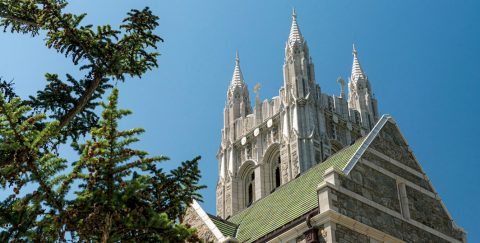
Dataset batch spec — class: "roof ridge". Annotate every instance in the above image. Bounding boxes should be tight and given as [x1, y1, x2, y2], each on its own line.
[343, 114, 392, 174]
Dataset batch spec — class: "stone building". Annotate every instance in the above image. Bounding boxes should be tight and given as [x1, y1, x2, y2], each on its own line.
[183, 10, 466, 243]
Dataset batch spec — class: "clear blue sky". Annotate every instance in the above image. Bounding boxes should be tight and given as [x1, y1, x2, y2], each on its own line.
[0, 0, 478, 241]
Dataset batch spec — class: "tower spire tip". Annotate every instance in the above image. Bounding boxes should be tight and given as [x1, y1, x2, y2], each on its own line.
[231, 51, 244, 86]
[288, 8, 303, 45]
[351, 44, 366, 80]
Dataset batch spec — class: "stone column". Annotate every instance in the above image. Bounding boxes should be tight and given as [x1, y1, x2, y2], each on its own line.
[397, 180, 410, 220]
[254, 165, 263, 201]
[322, 222, 335, 243]
[317, 167, 339, 214]
[316, 167, 340, 243]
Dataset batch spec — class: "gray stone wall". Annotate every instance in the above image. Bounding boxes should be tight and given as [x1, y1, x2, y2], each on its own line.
[370, 122, 421, 172]
[182, 207, 216, 243]
[339, 163, 401, 212]
[332, 189, 451, 243]
[363, 151, 433, 192]
[335, 224, 369, 243]
[406, 186, 464, 240]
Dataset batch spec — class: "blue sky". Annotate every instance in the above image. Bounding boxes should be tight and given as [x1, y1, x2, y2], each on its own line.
[0, 0, 478, 241]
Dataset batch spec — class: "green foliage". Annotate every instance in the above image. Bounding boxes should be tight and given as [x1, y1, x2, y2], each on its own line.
[0, 1, 205, 242]
[62, 89, 204, 241]
[0, 0, 163, 142]
[0, 89, 205, 242]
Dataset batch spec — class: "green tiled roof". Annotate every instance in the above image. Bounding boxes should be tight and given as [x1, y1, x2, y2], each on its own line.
[228, 138, 365, 242]
[208, 214, 237, 238]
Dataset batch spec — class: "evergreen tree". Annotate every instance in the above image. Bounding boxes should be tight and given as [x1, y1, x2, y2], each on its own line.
[0, 89, 205, 242]
[0, 1, 205, 242]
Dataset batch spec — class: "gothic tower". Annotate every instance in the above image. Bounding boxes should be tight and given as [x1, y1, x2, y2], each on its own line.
[216, 52, 253, 218]
[216, 11, 379, 219]
[279, 9, 320, 182]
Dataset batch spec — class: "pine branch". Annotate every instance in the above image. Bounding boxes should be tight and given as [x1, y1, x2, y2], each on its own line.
[1, 1, 162, 142]
[0, 13, 37, 27]
[0, 98, 62, 211]
[57, 72, 103, 131]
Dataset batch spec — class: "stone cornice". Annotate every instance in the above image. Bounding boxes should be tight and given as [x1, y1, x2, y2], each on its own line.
[270, 209, 404, 243]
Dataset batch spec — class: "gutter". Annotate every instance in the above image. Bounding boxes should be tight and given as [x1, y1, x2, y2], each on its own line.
[256, 208, 319, 242]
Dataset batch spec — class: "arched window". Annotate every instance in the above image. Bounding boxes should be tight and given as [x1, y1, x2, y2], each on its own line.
[262, 144, 281, 195]
[247, 184, 253, 205]
[273, 155, 281, 190]
[246, 171, 255, 206]
[275, 167, 281, 188]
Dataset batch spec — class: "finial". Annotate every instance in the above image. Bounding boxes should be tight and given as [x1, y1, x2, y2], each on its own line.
[254, 83, 261, 95]
[235, 50, 240, 65]
[292, 8, 297, 18]
[352, 43, 357, 56]
[254, 83, 262, 103]
[337, 77, 346, 98]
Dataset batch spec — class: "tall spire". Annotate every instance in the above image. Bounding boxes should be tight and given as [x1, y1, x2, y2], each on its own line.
[351, 44, 366, 80]
[288, 8, 303, 46]
[231, 51, 244, 86]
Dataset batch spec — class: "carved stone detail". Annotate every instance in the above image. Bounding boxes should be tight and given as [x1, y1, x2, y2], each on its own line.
[304, 228, 319, 243]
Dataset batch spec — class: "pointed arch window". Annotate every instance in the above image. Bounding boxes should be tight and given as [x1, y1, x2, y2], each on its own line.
[272, 155, 282, 190]
[275, 167, 281, 188]
[247, 184, 253, 205]
[246, 171, 255, 206]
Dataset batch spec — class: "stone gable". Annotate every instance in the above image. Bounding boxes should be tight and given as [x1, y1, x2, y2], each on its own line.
[370, 122, 422, 172]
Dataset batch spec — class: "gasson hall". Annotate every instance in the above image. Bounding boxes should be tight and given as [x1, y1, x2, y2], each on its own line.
[183, 10, 466, 243]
